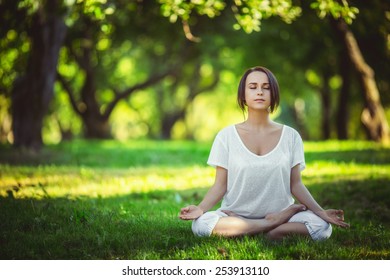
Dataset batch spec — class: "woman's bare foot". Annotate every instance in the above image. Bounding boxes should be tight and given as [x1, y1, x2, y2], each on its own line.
[265, 204, 306, 227]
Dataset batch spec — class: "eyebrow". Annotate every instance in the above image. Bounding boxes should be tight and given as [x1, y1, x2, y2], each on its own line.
[248, 82, 270, 85]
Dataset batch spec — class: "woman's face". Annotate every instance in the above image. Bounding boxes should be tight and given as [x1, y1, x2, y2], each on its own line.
[245, 71, 271, 111]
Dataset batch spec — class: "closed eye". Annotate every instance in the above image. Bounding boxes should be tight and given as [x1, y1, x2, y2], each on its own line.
[262, 84, 270, 90]
[248, 83, 257, 89]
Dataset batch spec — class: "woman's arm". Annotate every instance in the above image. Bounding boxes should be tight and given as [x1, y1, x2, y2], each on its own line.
[290, 164, 323, 212]
[179, 166, 227, 220]
[290, 164, 349, 228]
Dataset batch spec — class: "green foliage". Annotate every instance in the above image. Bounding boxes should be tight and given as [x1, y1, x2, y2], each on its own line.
[0, 25, 30, 97]
[159, 0, 302, 33]
[311, 0, 359, 24]
[16, 0, 41, 15]
[158, 0, 358, 33]
[0, 140, 389, 259]
[231, 0, 302, 33]
[159, 0, 226, 22]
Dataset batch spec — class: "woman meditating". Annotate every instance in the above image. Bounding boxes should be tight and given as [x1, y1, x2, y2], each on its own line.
[179, 66, 349, 241]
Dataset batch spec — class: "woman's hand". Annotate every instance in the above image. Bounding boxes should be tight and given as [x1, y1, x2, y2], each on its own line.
[179, 205, 204, 220]
[316, 209, 350, 228]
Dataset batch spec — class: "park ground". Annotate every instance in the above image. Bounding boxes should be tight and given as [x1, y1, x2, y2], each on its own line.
[0, 140, 389, 259]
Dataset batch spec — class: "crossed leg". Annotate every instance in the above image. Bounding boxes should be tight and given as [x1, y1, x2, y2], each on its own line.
[266, 222, 309, 240]
[212, 204, 307, 238]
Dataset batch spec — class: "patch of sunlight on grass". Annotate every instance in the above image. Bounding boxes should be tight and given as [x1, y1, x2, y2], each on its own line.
[304, 140, 385, 152]
[304, 161, 390, 184]
[0, 165, 215, 199]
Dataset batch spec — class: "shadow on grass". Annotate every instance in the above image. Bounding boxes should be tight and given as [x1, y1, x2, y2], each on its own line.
[0, 191, 200, 260]
[309, 178, 390, 225]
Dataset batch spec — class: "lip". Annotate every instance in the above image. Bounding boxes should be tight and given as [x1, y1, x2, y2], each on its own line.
[254, 98, 266, 102]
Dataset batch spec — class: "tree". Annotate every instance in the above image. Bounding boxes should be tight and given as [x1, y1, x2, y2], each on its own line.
[57, 1, 184, 138]
[3, 0, 68, 150]
[313, 0, 390, 143]
[337, 18, 389, 144]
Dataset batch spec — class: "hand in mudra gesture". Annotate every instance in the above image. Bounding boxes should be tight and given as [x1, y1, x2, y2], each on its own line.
[316, 209, 350, 228]
[179, 205, 204, 220]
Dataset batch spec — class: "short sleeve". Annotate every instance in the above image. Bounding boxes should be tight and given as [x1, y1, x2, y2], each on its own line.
[291, 130, 306, 171]
[207, 133, 228, 169]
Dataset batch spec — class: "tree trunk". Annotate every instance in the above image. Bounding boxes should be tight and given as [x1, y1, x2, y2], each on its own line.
[320, 70, 331, 140]
[11, 1, 67, 150]
[83, 115, 111, 139]
[334, 19, 390, 144]
[292, 100, 309, 140]
[80, 50, 111, 139]
[337, 48, 351, 140]
[161, 112, 184, 139]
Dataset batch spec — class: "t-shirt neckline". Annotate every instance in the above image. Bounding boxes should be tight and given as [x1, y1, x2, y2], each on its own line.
[233, 124, 285, 157]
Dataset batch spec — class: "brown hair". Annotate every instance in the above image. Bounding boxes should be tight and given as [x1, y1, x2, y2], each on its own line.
[237, 66, 280, 113]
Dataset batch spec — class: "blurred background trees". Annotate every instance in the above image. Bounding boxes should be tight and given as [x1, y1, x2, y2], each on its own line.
[0, 0, 389, 150]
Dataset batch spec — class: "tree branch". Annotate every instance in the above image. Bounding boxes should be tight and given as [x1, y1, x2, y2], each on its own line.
[183, 66, 220, 111]
[188, 68, 220, 101]
[196, 71, 220, 95]
[56, 71, 82, 116]
[103, 68, 174, 119]
[182, 20, 201, 43]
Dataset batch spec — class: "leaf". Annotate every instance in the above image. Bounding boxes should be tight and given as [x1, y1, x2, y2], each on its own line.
[217, 247, 229, 258]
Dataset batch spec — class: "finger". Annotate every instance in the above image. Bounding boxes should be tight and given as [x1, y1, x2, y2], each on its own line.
[179, 211, 195, 219]
[179, 213, 189, 220]
[328, 216, 348, 228]
[180, 215, 194, 220]
[336, 210, 345, 221]
[337, 221, 350, 228]
[332, 209, 344, 221]
[179, 210, 190, 218]
[339, 210, 345, 221]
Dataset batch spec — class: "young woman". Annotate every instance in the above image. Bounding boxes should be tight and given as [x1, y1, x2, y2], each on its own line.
[179, 66, 349, 241]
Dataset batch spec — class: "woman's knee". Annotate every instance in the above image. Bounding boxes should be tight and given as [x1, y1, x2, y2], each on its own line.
[289, 210, 332, 241]
[311, 222, 332, 241]
[191, 211, 222, 237]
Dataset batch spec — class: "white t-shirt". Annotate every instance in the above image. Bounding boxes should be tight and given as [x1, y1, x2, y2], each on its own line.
[207, 125, 305, 219]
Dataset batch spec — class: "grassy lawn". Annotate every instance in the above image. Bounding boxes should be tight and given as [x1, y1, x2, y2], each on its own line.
[0, 140, 389, 260]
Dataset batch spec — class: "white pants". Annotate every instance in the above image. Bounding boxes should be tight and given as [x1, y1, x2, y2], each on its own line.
[192, 210, 332, 241]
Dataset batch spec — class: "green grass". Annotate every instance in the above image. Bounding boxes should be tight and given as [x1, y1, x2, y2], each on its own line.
[0, 140, 389, 259]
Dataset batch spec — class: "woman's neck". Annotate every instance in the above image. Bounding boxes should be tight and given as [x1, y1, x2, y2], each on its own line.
[244, 110, 272, 129]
